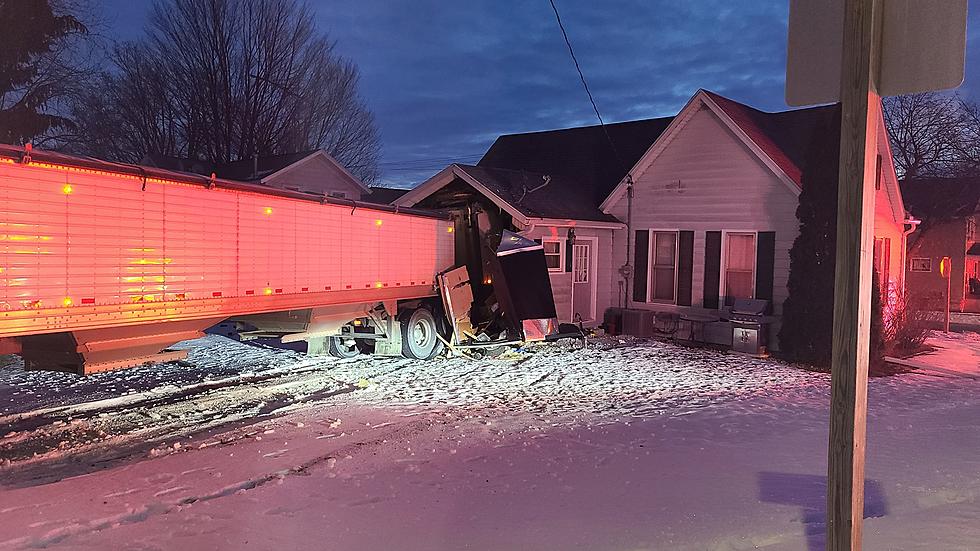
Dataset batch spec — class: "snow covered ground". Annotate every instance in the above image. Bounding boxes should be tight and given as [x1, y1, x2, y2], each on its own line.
[1, 332, 979, 550]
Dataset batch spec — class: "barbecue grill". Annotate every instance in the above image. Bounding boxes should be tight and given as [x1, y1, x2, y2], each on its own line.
[729, 298, 770, 356]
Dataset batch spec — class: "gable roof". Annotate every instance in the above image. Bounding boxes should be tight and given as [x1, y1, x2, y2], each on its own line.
[478, 116, 674, 208]
[143, 150, 316, 181]
[900, 176, 980, 223]
[142, 149, 369, 192]
[454, 164, 620, 223]
[702, 90, 839, 187]
[395, 164, 622, 226]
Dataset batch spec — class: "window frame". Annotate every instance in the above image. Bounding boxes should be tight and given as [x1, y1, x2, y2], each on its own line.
[720, 230, 758, 305]
[542, 238, 565, 273]
[647, 229, 680, 304]
[909, 257, 932, 272]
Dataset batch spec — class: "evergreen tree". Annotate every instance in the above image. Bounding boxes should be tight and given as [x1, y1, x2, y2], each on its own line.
[0, 0, 87, 144]
[779, 110, 842, 367]
[780, 105, 885, 368]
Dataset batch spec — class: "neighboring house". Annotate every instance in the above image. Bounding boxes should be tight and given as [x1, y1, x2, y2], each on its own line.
[396, 90, 911, 348]
[901, 176, 980, 313]
[364, 186, 411, 204]
[142, 150, 369, 200]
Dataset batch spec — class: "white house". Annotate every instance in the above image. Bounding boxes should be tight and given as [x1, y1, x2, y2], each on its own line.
[395, 90, 911, 346]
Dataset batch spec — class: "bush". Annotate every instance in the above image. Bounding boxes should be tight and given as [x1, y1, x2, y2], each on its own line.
[883, 288, 938, 354]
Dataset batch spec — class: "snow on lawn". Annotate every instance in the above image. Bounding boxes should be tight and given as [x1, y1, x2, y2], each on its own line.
[0, 332, 978, 550]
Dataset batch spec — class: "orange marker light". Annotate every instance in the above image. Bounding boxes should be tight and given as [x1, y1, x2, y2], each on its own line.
[63, 297, 73, 307]
[264, 287, 273, 295]
[375, 282, 383, 288]
[62, 184, 73, 195]
[375, 219, 383, 226]
[263, 207, 273, 216]
[447, 226, 454, 233]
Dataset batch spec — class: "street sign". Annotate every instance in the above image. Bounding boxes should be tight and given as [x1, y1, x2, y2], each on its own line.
[786, 0, 968, 105]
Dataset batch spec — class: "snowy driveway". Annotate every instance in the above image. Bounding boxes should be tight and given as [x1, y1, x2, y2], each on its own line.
[1, 333, 980, 550]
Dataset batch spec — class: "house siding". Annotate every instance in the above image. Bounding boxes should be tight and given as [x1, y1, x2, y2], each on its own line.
[607, 104, 801, 316]
[264, 157, 365, 200]
[906, 219, 971, 311]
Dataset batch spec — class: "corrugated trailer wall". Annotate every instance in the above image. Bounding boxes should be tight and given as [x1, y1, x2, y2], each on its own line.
[0, 160, 455, 337]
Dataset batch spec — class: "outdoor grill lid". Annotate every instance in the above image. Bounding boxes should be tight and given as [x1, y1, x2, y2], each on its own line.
[730, 298, 769, 316]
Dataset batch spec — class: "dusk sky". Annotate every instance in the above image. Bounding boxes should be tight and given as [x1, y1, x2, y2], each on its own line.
[100, 1, 980, 186]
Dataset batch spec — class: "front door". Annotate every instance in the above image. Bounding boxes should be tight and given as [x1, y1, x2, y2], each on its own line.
[571, 240, 596, 323]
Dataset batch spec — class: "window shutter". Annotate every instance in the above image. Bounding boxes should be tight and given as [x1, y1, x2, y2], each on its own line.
[677, 231, 694, 306]
[565, 240, 573, 272]
[703, 231, 722, 309]
[633, 230, 649, 302]
[755, 231, 776, 311]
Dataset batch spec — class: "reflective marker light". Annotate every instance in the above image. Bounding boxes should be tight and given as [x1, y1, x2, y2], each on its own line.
[63, 297, 73, 307]
[375, 219, 383, 226]
[264, 287, 273, 295]
[62, 184, 73, 194]
[447, 226, 454, 233]
[263, 207, 273, 215]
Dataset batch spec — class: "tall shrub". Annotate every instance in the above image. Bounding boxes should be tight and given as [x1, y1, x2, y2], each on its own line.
[780, 106, 885, 368]
[779, 111, 841, 367]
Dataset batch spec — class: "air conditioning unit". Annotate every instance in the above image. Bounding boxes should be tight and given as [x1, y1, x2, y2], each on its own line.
[621, 309, 656, 337]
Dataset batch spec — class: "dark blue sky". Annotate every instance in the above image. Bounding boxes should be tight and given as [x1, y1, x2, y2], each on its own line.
[100, 1, 980, 186]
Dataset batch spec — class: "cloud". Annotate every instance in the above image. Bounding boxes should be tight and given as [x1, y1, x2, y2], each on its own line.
[99, 0, 980, 187]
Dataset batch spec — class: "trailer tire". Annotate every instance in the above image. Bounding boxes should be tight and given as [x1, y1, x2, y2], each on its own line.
[400, 307, 444, 360]
[327, 336, 359, 359]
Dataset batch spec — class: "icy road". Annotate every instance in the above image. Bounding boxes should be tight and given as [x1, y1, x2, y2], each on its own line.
[1, 333, 980, 550]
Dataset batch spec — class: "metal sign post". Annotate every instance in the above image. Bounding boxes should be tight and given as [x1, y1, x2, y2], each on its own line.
[786, 1, 968, 549]
[941, 256, 952, 333]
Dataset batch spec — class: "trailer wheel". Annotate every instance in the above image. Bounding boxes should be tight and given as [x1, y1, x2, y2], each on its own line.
[327, 336, 359, 359]
[400, 307, 444, 360]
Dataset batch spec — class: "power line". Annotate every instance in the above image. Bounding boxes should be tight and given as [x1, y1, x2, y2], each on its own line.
[547, 0, 628, 175]
[378, 153, 483, 167]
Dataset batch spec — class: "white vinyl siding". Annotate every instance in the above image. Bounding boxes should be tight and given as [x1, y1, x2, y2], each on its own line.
[608, 104, 800, 316]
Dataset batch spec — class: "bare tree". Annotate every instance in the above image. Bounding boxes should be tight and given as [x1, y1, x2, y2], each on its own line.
[73, 0, 380, 183]
[882, 92, 966, 179]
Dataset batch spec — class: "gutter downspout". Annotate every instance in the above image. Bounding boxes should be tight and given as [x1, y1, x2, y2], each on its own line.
[900, 214, 921, 293]
[622, 176, 634, 308]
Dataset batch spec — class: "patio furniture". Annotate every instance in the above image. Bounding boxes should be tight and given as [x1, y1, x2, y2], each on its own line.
[679, 313, 719, 344]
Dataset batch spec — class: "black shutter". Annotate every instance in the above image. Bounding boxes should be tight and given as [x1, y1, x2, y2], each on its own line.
[755, 231, 776, 311]
[633, 230, 649, 302]
[703, 231, 722, 309]
[677, 231, 694, 306]
[565, 240, 573, 272]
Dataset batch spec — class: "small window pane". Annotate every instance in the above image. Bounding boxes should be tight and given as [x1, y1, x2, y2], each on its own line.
[543, 241, 560, 254]
[545, 255, 561, 270]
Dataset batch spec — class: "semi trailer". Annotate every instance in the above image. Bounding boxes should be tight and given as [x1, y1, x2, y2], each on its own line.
[0, 144, 560, 375]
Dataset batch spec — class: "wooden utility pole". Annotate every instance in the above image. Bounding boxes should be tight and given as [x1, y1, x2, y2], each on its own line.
[827, 0, 881, 549]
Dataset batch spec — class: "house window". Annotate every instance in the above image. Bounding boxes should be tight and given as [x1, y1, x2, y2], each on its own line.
[724, 232, 756, 305]
[649, 231, 677, 302]
[873, 237, 891, 291]
[328, 191, 348, 199]
[542, 240, 564, 272]
[910, 258, 932, 272]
